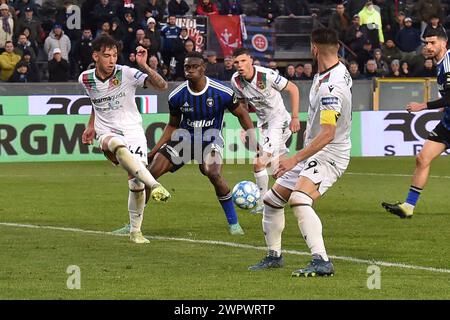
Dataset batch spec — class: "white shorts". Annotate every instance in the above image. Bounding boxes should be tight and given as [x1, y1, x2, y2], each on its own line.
[276, 151, 349, 195]
[259, 126, 291, 157]
[98, 132, 148, 165]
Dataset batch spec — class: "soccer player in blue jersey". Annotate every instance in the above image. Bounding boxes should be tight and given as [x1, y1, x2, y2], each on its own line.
[382, 27, 450, 218]
[113, 51, 257, 235]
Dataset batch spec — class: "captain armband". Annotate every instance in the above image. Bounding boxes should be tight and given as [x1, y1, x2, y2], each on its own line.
[320, 110, 341, 126]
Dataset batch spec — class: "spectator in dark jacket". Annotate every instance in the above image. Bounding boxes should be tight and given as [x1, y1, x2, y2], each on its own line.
[21, 49, 39, 81]
[8, 60, 31, 82]
[168, 0, 190, 16]
[257, 0, 281, 24]
[160, 15, 181, 65]
[145, 17, 161, 55]
[345, 14, 366, 53]
[284, 64, 299, 80]
[395, 17, 421, 53]
[284, 0, 310, 16]
[381, 38, 403, 64]
[348, 60, 364, 79]
[143, 0, 167, 23]
[328, 3, 350, 41]
[48, 48, 69, 82]
[91, 0, 116, 30]
[415, 58, 436, 77]
[73, 27, 94, 74]
[218, 55, 235, 81]
[217, 0, 243, 15]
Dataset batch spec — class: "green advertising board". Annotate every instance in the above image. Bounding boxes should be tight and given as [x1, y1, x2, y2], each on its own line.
[0, 113, 361, 163]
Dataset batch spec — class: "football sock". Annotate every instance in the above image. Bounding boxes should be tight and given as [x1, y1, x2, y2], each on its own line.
[254, 169, 269, 204]
[111, 144, 157, 188]
[128, 180, 145, 233]
[291, 191, 329, 261]
[218, 192, 238, 225]
[262, 205, 285, 257]
[405, 185, 422, 209]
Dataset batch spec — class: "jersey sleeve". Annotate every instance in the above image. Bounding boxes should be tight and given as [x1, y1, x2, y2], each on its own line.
[318, 84, 343, 125]
[230, 76, 245, 99]
[267, 70, 288, 91]
[226, 92, 239, 112]
[124, 66, 148, 88]
[78, 73, 87, 95]
[168, 93, 181, 117]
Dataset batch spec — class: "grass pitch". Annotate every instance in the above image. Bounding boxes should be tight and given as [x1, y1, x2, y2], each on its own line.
[0, 157, 449, 299]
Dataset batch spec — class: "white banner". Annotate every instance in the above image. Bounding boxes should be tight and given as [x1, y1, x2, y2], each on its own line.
[361, 110, 449, 156]
[28, 95, 157, 115]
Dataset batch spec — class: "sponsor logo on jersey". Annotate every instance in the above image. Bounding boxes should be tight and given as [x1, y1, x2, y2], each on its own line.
[91, 91, 125, 104]
[321, 96, 339, 106]
[186, 118, 215, 128]
[181, 101, 193, 112]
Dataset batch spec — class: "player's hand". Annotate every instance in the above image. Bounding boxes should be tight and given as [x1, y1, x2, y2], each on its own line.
[273, 156, 298, 179]
[406, 102, 427, 113]
[82, 126, 95, 145]
[289, 117, 300, 133]
[136, 46, 148, 67]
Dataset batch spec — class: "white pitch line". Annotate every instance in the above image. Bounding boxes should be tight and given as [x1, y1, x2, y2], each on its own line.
[1, 222, 450, 274]
[346, 172, 450, 179]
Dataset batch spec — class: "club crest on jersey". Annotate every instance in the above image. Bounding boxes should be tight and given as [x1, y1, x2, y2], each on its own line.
[257, 81, 266, 90]
[112, 77, 120, 87]
[206, 97, 214, 107]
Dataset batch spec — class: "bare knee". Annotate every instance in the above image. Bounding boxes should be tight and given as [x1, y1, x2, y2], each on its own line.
[416, 152, 432, 168]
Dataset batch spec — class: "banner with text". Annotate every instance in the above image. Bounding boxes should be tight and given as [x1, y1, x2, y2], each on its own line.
[360, 110, 449, 156]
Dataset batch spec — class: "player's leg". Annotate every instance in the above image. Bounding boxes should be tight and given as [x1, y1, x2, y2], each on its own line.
[201, 147, 244, 235]
[252, 151, 271, 214]
[252, 127, 291, 214]
[100, 134, 163, 192]
[127, 174, 150, 244]
[382, 137, 447, 218]
[289, 176, 334, 277]
[248, 182, 291, 270]
[290, 156, 342, 277]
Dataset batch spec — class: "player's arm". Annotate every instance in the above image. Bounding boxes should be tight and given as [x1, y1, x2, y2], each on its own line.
[273, 109, 339, 178]
[408, 73, 450, 112]
[148, 114, 181, 159]
[135, 46, 168, 91]
[283, 81, 301, 132]
[82, 108, 96, 145]
[230, 100, 259, 152]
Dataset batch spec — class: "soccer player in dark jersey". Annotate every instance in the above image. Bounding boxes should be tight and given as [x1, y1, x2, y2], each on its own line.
[112, 51, 257, 235]
[382, 27, 450, 218]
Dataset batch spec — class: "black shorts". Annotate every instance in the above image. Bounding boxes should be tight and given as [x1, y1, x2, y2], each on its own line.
[157, 139, 224, 172]
[428, 122, 450, 149]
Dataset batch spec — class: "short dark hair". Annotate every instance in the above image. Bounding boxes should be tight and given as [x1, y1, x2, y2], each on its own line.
[92, 35, 119, 52]
[185, 51, 204, 61]
[232, 47, 251, 58]
[311, 28, 339, 46]
[423, 26, 448, 40]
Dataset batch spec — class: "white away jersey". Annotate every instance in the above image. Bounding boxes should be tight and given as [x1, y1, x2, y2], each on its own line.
[231, 65, 291, 127]
[306, 62, 352, 161]
[78, 65, 147, 136]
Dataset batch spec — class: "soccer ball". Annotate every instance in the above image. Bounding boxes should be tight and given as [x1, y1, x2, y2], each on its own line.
[232, 181, 261, 210]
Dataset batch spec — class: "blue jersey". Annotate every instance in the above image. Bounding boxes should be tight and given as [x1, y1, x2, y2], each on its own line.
[435, 50, 450, 130]
[168, 77, 238, 143]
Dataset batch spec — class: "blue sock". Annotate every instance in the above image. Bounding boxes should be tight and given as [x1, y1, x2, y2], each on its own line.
[405, 186, 422, 206]
[218, 192, 238, 225]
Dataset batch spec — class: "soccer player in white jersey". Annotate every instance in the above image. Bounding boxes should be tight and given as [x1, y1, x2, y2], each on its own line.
[231, 48, 301, 214]
[80, 35, 171, 244]
[248, 28, 352, 277]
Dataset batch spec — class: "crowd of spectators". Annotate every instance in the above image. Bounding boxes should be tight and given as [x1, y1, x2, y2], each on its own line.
[0, 0, 448, 83]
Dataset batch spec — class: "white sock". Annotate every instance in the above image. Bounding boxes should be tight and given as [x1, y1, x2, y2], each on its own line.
[262, 205, 285, 257]
[128, 188, 145, 233]
[290, 192, 329, 261]
[254, 169, 269, 204]
[114, 146, 157, 188]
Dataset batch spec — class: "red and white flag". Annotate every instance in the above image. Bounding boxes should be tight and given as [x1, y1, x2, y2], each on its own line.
[210, 15, 242, 57]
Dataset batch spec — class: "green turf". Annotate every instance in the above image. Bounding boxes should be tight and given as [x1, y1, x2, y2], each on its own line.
[0, 157, 449, 299]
